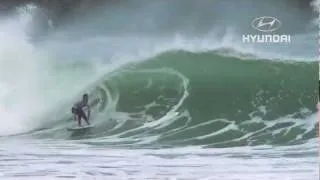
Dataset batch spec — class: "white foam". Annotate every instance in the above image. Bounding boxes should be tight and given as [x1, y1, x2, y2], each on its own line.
[0, 139, 317, 180]
[0, 6, 105, 135]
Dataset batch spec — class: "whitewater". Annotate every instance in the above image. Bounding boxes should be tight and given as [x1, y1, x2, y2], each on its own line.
[0, 0, 318, 179]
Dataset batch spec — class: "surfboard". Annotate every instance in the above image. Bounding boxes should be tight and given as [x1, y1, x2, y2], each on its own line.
[67, 125, 94, 131]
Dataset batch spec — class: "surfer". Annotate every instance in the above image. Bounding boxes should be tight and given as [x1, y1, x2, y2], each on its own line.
[71, 93, 91, 127]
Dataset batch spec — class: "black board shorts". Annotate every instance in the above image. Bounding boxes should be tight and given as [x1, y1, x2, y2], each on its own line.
[71, 107, 86, 117]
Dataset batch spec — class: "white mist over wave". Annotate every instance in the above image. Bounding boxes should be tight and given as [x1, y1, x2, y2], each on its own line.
[47, 0, 316, 61]
[0, 6, 106, 136]
[0, 10, 45, 135]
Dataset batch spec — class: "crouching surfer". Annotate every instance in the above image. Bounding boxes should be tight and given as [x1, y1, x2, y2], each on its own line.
[71, 93, 91, 127]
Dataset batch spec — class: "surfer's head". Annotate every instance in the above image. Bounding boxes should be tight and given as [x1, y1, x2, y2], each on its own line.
[83, 93, 89, 103]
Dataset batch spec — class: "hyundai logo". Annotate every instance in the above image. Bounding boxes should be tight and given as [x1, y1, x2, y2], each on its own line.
[251, 16, 282, 32]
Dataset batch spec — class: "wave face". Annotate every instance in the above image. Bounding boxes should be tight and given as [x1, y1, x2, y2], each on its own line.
[24, 51, 317, 148]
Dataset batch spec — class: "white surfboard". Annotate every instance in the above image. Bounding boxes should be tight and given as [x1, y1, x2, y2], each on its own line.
[67, 125, 94, 131]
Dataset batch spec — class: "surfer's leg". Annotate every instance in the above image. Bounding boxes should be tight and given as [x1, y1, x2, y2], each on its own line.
[72, 107, 81, 126]
[83, 111, 90, 125]
[84, 118, 90, 125]
[75, 108, 82, 127]
[77, 114, 82, 126]
[79, 109, 90, 125]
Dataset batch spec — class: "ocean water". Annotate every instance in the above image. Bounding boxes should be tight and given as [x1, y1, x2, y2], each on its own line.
[0, 0, 318, 179]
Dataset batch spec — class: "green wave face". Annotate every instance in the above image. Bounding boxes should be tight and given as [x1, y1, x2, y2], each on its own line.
[30, 51, 318, 148]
